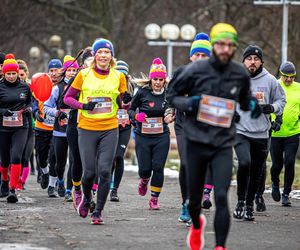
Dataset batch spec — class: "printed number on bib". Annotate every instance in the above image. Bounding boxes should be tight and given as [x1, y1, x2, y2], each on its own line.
[197, 95, 235, 128]
[87, 97, 112, 114]
[42, 115, 55, 127]
[142, 117, 163, 134]
[3, 111, 23, 127]
[60, 109, 71, 126]
[117, 109, 129, 125]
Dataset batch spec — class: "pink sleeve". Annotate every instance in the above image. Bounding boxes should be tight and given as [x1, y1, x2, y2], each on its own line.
[63, 86, 83, 110]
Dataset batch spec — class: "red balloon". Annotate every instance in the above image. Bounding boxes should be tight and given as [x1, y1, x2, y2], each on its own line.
[31, 73, 52, 102]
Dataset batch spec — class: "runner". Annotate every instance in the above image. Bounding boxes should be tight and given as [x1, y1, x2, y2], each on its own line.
[233, 45, 286, 221]
[270, 61, 300, 207]
[165, 32, 212, 223]
[110, 60, 133, 202]
[33, 59, 61, 196]
[16, 59, 35, 190]
[44, 55, 79, 200]
[64, 38, 127, 224]
[63, 47, 94, 209]
[0, 54, 32, 202]
[128, 58, 171, 210]
[167, 23, 262, 250]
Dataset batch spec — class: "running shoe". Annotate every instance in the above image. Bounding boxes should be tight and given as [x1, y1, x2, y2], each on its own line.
[72, 189, 82, 210]
[179, 203, 191, 223]
[186, 214, 206, 250]
[282, 194, 291, 207]
[7, 189, 18, 203]
[40, 173, 49, 190]
[255, 195, 266, 212]
[91, 210, 104, 225]
[57, 182, 66, 197]
[138, 178, 149, 196]
[65, 191, 73, 202]
[271, 183, 281, 202]
[202, 193, 212, 209]
[149, 196, 160, 210]
[37, 170, 42, 184]
[233, 200, 245, 219]
[77, 196, 91, 218]
[110, 188, 119, 202]
[244, 205, 255, 221]
[48, 186, 58, 198]
[214, 246, 227, 250]
[0, 181, 9, 197]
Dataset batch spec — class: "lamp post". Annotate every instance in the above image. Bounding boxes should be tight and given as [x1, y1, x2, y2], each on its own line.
[145, 23, 196, 78]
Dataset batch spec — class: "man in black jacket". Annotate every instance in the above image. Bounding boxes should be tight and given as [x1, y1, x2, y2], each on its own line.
[167, 23, 261, 250]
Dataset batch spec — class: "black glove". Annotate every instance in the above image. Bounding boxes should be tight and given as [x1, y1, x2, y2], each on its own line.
[260, 104, 274, 114]
[122, 92, 132, 104]
[34, 110, 44, 122]
[187, 96, 201, 114]
[234, 112, 240, 123]
[271, 121, 281, 132]
[3, 110, 14, 116]
[22, 107, 32, 116]
[249, 98, 262, 119]
[82, 102, 97, 111]
[57, 111, 68, 121]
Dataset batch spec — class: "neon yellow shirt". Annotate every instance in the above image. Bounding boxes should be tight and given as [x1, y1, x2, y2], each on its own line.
[272, 79, 300, 137]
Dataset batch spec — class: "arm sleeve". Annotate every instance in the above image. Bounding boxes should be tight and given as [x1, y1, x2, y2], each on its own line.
[128, 89, 141, 120]
[238, 75, 252, 111]
[63, 86, 83, 110]
[44, 86, 59, 117]
[271, 80, 286, 115]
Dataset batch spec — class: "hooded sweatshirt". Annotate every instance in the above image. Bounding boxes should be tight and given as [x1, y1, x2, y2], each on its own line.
[236, 68, 286, 138]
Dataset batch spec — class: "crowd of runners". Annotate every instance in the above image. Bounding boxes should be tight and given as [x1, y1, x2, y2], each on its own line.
[0, 22, 299, 250]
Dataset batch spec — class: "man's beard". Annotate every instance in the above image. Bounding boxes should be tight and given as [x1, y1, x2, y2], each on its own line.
[213, 50, 235, 65]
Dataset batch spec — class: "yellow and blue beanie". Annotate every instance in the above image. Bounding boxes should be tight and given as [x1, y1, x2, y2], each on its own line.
[189, 33, 212, 57]
[92, 38, 115, 57]
[210, 23, 238, 45]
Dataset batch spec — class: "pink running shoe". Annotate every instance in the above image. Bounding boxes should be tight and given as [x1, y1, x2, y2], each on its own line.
[138, 178, 149, 196]
[214, 246, 227, 250]
[72, 189, 82, 210]
[77, 196, 91, 218]
[186, 214, 207, 250]
[149, 196, 160, 210]
[91, 211, 104, 225]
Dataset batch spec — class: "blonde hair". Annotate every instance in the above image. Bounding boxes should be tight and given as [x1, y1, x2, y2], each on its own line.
[132, 73, 169, 89]
[17, 59, 29, 74]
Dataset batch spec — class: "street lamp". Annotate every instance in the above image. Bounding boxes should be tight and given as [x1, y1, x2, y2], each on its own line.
[145, 23, 196, 77]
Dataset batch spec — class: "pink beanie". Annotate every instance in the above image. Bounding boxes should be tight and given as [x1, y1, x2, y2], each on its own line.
[149, 58, 167, 79]
[63, 55, 79, 70]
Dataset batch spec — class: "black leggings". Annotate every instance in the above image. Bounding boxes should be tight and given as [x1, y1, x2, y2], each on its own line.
[270, 134, 299, 195]
[0, 128, 28, 166]
[35, 130, 52, 169]
[176, 133, 188, 203]
[67, 124, 82, 184]
[186, 140, 232, 247]
[112, 128, 131, 189]
[22, 128, 35, 168]
[53, 136, 69, 181]
[135, 132, 170, 197]
[234, 134, 268, 206]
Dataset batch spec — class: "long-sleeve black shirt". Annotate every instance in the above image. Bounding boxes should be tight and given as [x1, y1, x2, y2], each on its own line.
[0, 78, 32, 131]
[128, 87, 169, 137]
[166, 56, 252, 148]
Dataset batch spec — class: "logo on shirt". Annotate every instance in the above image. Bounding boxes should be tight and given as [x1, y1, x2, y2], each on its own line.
[20, 93, 27, 99]
[149, 101, 155, 108]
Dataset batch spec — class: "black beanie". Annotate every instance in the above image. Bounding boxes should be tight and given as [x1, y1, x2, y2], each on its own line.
[0, 52, 6, 64]
[242, 45, 263, 62]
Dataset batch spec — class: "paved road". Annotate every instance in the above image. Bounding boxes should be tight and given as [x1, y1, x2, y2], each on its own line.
[0, 170, 299, 250]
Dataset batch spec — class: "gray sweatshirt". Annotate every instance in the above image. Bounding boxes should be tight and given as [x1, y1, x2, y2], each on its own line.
[236, 68, 286, 138]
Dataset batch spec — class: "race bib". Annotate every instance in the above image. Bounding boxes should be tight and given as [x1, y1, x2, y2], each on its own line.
[42, 115, 55, 127]
[117, 109, 129, 125]
[197, 95, 235, 128]
[142, 117, 163, 134]
[59, 109, 71, 126]
[87, 97, 112, 114]
[254, 92, 265, 104]
[3, 111, 23, 127]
